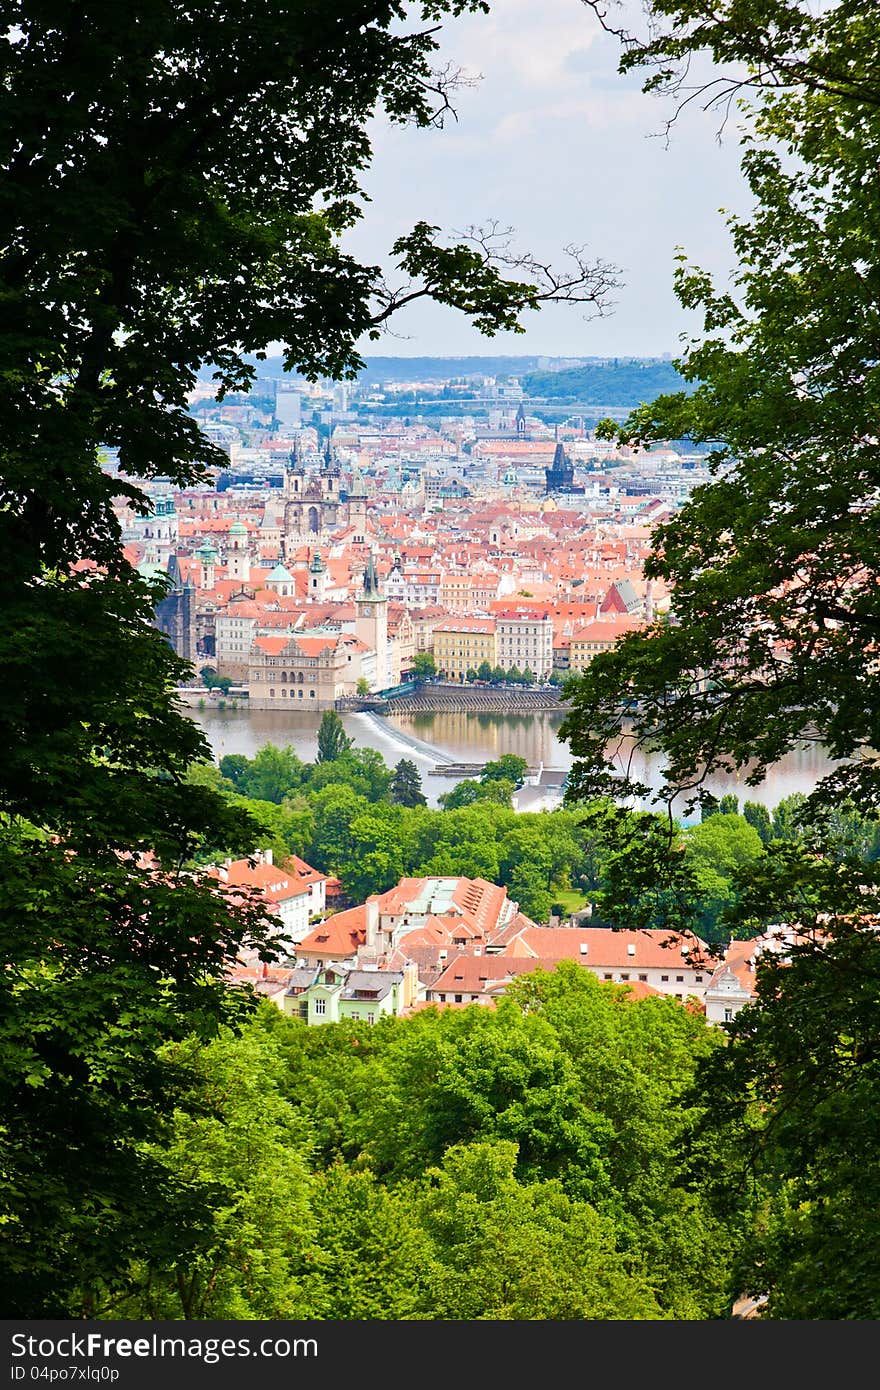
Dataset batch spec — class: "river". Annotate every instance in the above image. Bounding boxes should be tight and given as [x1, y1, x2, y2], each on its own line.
[188, 704, 834, 822]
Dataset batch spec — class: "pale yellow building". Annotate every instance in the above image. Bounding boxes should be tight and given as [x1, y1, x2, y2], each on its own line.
[439, 571, 475, 614]
[568, 616, 643, 674]
[434, 617, 497, 681]
[248, 632, 360, 709]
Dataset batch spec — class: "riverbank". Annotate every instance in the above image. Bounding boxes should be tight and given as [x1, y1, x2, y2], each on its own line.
[175, 683, 566, 715]
[187, 704, 834, 819]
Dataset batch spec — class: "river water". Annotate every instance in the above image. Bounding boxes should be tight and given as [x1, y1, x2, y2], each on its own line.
[189, 704, 833, 822]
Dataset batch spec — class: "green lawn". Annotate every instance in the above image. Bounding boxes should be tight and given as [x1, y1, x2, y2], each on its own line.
[551, 888, 590, 915]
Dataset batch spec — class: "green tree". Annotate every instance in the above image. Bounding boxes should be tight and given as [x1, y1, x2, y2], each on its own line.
[772, 793, 809, 842]
[307, 747, 391, 801]
[390, 758, 427, 808]
[683, 814, 765, 942]
[115, 1022, 313, 1319]
[476, 659, 493, 682]
[562, 2, 880, 823]
[685, 856, 880, 1318]
[206, 671, 234, 695]
[481, 754, 529, 788]
[307, 784, 372, 877]
[411, 651, 437, 681]
[356, 677, 371, 696]
[342, 815, 405, 901]
[316, 710, 353, 764]
[293, 1165, 436, 1320]
[701, 793, 740, 821]
[0, 822, 274, 1318]
[236, 743, 306, 803]
[419, 1140, 663, 1320]
[229, 797, 315, 867]
[0, 0, 618, 1315]
[742, 801, 774, 845]
[218, 754, 251, 792]
[438, 777, 515, 812]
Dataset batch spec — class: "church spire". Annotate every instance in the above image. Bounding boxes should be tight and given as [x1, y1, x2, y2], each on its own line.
[363, 550, 379, 596]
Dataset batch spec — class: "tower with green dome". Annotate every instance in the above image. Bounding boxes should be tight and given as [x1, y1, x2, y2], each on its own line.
[226, 519, 250, 582]
[309, 548, 327, 601]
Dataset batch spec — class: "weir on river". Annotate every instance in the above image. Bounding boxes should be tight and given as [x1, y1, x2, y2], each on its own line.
[187, 703, 835, 819]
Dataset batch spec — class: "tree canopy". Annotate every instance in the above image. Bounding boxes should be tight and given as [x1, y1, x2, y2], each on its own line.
[0, 0, 619, 1315]
[316, 710, 354, 764]
[563, 0, 880, 822]
[562, 0, 880, 1318]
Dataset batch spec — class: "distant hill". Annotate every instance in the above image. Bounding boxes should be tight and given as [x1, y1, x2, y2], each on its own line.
[522, 360, 692, 405]
[195, 353, 693, 408]
[196, 354, 547, 385]
[352, 356, 547, 383]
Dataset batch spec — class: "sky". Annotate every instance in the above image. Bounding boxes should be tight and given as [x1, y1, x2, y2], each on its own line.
[343, 0, 754, 361]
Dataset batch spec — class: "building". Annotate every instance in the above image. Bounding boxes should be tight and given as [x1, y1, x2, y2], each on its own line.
[248, 631, 360, 708]
[355, 553, 389, 691]
[213, 849, 325, 951]
[434, 616, 497, 680]
[153, 553, 197, 665]
[492, 925, 712, 1003]
[283, 962, 418, 1026]
[295, 875, 523, 982]
[568, 615, 643, 673]
[494, 608, 554, 679]
[543, 440, 586, 497]
[281, 445, 345, 546]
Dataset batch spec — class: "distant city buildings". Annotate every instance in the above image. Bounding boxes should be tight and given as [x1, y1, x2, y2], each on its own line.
[123, 360, 715, 700]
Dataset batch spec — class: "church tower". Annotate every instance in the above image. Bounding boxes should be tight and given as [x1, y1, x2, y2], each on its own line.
[347, 468, 368, 542]
[309, 548, 327, 602]
[355, 552, 388, 691]
[195, 539, 219, 590]
[545, 441, 574, 495]
[226, 520, 251, 583]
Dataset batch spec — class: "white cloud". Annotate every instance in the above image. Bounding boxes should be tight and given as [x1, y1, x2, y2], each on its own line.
[341, 0, 754, 357]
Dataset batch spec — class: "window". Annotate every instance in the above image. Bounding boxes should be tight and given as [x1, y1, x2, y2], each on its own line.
[454, 993, 462, 1003]
[660, 974, 668, 982]
[724, 1007, 734, 1023]
[314, 998, 326, 1016]
[619, 973, 629, 980]
[367, 1012, 375, 1025]
[695, 974, 703, 982]
[603, 973, 612, 980]
[269, 688, 275, 698]
[638, 973, 647, 982]
[676, 975, 684, 982]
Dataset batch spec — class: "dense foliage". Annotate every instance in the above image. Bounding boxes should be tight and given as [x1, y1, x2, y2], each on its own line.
[208, 737, 870, 937]
[522, 359, 690, 405]
[0, 0, 616, 1316]
[563, 0, 880, 1318]
[101, 966, 735, 1321]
